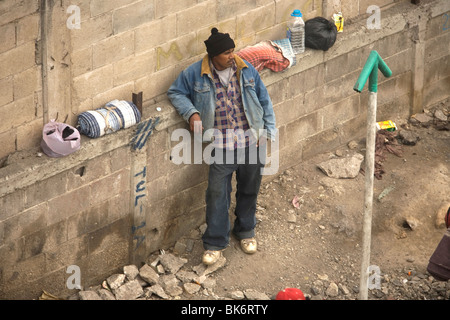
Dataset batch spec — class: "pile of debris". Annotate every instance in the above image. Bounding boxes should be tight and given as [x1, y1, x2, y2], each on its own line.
[71, 252, 269, 301]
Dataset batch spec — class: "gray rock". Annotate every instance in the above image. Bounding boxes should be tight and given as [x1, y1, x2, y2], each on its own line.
[398, 130, 419, 146]
[139, 264, 159, 285]
[165, 284, 183, 297]
[412, 113, 433, 124]
[147, 284, 169, 299]
[243, 289, 270, 300]
[176, 269, 198, 283]
[79, 290, 102, 300]
[229, 290, 245, 300]
[114, 279, 144, 300]
[98, 288, 116, 300]
[326, 282, 339, 297]
[159, 274, 180, 290]
[106, 273, 126, 290]
[123, 265, 139, 280]
[317, 154, 364, 179]
[434, 109, 447, 121]
[183, 283, 201, 295]
[159, 253, 188, 274]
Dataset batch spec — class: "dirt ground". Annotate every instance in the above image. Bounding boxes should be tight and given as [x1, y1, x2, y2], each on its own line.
[178, 99, 449, 299]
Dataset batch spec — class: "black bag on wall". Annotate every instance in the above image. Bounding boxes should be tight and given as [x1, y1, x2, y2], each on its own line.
[305, 17, 337, 51]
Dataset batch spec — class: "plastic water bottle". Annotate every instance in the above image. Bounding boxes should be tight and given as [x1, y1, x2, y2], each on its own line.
[287, 9, 305, 54]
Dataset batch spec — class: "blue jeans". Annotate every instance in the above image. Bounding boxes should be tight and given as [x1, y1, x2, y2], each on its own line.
[202, 145, 265, 250]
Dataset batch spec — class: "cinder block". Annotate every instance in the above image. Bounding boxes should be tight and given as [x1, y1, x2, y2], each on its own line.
[0, 23, 15, 54]
[90, 0, 137, 17]
[317, 94, 360, 131]
[71, 47, 93, 78]
[92, 82, 134, 109]
[24, 172, 67, 210]
[359, 0, 394, 14]
[273, 97, 306, 127]
[155, 33, 196, 71]
[47, 185, 91, 225]
[89, 169, 130, 207]
[0, 41, 35, 80]
[1, 202, 46, 244]
[236, 3, 275, 38]
[0, 0, 39, 25]
[113, 0, 154, 35]
[16, 118, 42, 152]
[176, 1, 217, 37]
[135, 68, 176, 102]
[13, 66, 41, 100]
[154, 0, 197, 19]
[92, 31, 135, 69]
[0, 130, 16, 159]
[0, 96, 35, 133]
[165, 161, 208, 194]
[113, 51, 156, 86]
[72, 65, 114, 105]
[425, 32, 450, 64]
[217, 0, 259, 21]
[16, 13, 39, 45]
[135, 15, 177, 53]
[0, 76, 13, 107]
[324, 51, 359, 84]
[285, 112, 319, 143]
[70, 13, 113, 51]
[0, 252, 46, 299]
[267, 78, 288, 105]
[86, 219, 129, 276]
[43, 235, 89, 273]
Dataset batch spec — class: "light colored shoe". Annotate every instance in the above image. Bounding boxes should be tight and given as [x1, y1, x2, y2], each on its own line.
[202, 250, 222, 265]
[240, 238, 257, 254]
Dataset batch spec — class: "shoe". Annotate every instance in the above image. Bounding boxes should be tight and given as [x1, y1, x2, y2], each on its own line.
[240, 238, 257, 254]
[202, 250, 222, 265]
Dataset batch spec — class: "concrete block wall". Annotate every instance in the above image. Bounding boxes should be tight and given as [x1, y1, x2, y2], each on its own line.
[0, 0, 449, 299]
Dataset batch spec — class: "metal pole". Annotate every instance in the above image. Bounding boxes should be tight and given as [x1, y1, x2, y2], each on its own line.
[359, 91, 377, 300]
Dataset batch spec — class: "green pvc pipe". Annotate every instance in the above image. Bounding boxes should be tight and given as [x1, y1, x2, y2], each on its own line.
[354, 50, 392, 93]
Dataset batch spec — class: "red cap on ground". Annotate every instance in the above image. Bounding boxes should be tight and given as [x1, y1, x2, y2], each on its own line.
[275, 288, 305, 300]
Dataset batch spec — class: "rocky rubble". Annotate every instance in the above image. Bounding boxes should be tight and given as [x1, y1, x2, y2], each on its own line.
[73, 251, 270, 301]
[72, 235, 450, 301]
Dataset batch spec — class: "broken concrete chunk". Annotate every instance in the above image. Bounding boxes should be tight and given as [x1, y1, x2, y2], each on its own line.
[139, 264, 159, 285]
[398, 130, 419, 146]
[317, 153, 364, 179]
[114, 280, 144, 300]
[106, 273, 126, 290]
[158, 253, 188, 274]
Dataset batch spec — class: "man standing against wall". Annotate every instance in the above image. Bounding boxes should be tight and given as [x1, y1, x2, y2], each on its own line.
[167, 28, 276, 265]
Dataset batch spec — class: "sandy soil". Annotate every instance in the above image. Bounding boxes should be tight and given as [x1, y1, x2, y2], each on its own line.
[178, 99, 450, 299]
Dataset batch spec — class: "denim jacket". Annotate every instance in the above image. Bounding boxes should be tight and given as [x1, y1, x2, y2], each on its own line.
[167, 54, 276, 142]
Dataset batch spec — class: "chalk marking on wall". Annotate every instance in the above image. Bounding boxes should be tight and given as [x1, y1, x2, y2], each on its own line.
[157, 43, 183, 70]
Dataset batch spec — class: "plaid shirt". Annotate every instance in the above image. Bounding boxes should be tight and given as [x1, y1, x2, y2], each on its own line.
[211, 60, 254, 150]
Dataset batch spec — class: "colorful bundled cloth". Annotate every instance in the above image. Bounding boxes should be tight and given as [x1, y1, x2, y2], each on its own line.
[77, 99, 141, 138]
[236, 39, 296, 72]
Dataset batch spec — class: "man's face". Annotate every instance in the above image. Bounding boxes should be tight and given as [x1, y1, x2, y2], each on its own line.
[212, 48, 235, 71]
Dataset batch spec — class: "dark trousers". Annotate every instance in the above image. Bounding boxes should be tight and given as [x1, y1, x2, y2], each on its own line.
[202, 145, 265, 250]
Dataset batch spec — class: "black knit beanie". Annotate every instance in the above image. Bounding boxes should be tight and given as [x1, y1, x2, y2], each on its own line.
[204, 28, 235, 57]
